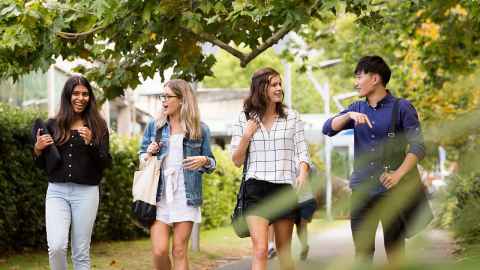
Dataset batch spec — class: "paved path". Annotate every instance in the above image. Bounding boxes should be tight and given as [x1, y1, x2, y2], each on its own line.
[216, 221, 456, 270]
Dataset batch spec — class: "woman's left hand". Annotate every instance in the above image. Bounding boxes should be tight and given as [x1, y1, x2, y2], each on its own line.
[295, 174, 308, 192]
[79, 127, 93, 145]
[183, 156, 208, 170]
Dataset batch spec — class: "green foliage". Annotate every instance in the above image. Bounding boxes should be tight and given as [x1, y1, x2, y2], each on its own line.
[297, 1, 480, 127]
[202, 49, 283, 89]
[432, 120, 480, 253]
[450, 133, 480, 246]
[202, 147, 242, 230]
[0, 0, 343, 100]
[201, 48, 325, 113]
[0, 102, 47, 252]
[94, 134, 146, 240]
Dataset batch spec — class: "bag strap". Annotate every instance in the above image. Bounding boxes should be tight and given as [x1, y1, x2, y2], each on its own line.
[239, 112, 251, 196]
[388, 98, 399, 137]
[383, 98, 400, 170]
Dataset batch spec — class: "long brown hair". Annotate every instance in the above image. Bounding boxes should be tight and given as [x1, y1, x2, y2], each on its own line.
[53, 75, 108, 145]
[156, 79, 202, 140]
[244, 67, 286, 120]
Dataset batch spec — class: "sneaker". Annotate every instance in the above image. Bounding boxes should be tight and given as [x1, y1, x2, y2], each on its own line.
[300, 245, 309, 261]
[267, 247, 277, 259]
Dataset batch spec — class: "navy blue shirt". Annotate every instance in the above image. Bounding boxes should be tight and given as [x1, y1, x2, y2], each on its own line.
[322, 92, 425, 195]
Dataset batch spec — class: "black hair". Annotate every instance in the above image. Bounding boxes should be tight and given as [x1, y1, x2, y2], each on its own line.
[354, 55, 391, 86]
[53, 75, 107, 145]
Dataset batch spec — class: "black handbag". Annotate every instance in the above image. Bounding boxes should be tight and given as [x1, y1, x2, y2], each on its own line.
[32, 118, 62, 173]
[132, 199, 158, 228]
[231, 113, 251, 238]
[384, 98, 434, 238]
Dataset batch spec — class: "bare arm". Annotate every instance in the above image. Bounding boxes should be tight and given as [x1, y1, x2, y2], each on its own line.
[332, 112, 372, 131]
[331, 113, 352, 131]
[295, 161, 310, 191]
[232, 120, 258, 167]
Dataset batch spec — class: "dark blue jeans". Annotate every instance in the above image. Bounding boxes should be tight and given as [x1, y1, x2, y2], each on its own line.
[350, 190, 406, 262]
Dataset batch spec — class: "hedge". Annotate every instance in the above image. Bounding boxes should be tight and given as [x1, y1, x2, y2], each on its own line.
[202, 147, 242, 230]
[0, 103, 47, 252]
[94, 134, 145, 241]
[0, 102, 243, 252]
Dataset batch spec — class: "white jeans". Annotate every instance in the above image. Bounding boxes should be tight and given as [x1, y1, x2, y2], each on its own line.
[45, 182, 99, 270]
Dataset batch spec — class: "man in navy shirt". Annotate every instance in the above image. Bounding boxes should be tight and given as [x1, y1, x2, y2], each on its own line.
[322, 56, 425, 262]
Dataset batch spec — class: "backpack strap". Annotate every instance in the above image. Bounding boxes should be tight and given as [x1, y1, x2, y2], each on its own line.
[384, 98, 400, 170]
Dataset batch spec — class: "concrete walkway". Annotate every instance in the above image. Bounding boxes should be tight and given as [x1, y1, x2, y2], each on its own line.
[216, 221, 456, 270]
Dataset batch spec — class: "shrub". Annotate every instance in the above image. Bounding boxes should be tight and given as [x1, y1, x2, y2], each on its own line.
[0, 103, 146, 252]
[202, 147, 242, 230]
[94, 134, 146, 240]
[452, 172, 480, 246]
[0, 103, 47, 252]
[436, 132, 480, 251]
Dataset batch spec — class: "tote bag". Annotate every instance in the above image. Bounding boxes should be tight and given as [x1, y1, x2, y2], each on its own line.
[132, 157, 161, 228]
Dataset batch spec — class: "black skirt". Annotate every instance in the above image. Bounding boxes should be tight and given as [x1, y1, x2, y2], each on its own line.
[244, 179, 298, 224]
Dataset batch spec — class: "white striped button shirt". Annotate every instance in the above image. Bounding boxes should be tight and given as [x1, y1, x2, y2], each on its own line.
[230, 109, 311, 185]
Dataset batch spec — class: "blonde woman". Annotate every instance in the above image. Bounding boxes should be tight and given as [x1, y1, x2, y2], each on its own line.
[139, 79, 216, 270]
[231, 68, 311, 270]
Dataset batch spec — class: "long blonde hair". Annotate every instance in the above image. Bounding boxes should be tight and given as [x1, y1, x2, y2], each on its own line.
[156, 79, 202, 140]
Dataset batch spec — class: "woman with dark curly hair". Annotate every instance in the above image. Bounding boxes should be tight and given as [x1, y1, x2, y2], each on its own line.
[231, 68, 311, 270]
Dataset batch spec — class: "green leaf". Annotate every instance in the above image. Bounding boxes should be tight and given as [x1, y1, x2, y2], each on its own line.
[199, 2, 214, 14]
[72, 16, 98, 33]
[142, 0, 155, 22]
[214, 2, 227, 14]
[0, 5, 20, 18]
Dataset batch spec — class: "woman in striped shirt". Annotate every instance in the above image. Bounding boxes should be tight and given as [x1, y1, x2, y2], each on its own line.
[231, 67, 311, 270]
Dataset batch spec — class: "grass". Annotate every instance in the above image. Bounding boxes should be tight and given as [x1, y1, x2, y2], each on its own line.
[0, 219, 337, 270]
[8, 219, 471, 270]
[0, 225, 252, 270]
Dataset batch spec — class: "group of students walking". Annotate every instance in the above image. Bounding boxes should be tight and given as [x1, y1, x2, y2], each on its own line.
[33, 55, 426, 270]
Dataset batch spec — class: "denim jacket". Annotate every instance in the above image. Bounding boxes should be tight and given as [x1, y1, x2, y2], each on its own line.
[139, 120, 216, 206]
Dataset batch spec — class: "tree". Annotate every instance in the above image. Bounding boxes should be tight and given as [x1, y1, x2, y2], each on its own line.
[294, 0, 480, 127]
[201, 48, 326, 113]
[0, 0, 346, 99]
